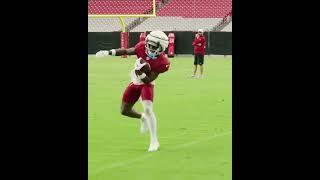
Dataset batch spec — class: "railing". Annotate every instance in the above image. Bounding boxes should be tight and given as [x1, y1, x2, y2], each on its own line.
[209, 10, 232, 32]
[125, 0, 171, 32]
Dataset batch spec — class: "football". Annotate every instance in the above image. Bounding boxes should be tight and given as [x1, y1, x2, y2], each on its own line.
[139, 59, 151, 74]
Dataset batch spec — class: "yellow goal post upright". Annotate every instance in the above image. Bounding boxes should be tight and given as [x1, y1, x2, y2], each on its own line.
[88, 0, 157, 57]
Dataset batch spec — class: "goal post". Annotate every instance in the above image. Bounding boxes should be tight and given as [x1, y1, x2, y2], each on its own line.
[88, 0, 157, 57]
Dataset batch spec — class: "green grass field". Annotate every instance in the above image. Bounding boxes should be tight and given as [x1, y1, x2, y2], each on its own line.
[88, 55, 232, 180]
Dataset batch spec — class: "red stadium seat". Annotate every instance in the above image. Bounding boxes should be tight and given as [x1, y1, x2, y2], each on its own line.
[88, 0, 231, 18]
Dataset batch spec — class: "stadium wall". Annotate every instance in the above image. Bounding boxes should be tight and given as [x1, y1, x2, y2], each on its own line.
[88, 32, 120, 54]
[88, 32, 232, 55]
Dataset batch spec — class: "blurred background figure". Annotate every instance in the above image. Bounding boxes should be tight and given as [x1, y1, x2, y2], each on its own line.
[192, 29, 206, 79]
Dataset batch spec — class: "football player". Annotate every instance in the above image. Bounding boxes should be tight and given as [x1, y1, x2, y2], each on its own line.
[95, 31, 170, 152]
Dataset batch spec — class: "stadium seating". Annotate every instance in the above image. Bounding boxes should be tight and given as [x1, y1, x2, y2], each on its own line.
[88, 0, 159, 15]
[88, 0, 232, 32]
[157, 0, 232, 18]
[130, 17, 221, 32]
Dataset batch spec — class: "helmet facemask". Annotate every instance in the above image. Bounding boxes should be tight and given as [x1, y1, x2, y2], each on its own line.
[145, 40, 162, 59]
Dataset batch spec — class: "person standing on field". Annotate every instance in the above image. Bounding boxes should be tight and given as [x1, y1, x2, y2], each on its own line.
[192, 29, 206, 79]
[95, 31, 170, 152]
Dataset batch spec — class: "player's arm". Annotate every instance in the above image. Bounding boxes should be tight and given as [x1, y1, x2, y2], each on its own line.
[135, 70, 159, 84]
[133, 58, 159, 84]
[202, 37, 206, 47]
[192, 37, 198, 46]
[197, 38, 204, 46]
[114, 48, 136, 56]
[192, 37, 202, 46]
[192, 40, 196, 46]
[137, 62, 169, 83]
[95, 47, 136, 57]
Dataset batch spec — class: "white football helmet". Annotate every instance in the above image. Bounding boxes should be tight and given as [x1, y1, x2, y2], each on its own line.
[145, 31, 169, 59]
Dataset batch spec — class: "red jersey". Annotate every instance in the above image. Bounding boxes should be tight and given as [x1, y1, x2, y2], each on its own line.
[192, 35, 206, 55]
[134, 41, 170, 74]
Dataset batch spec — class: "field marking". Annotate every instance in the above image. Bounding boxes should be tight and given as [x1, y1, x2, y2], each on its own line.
[160, 131, 188, 139]
[90, 131, 232, 175]
[172, 131, 231, 150]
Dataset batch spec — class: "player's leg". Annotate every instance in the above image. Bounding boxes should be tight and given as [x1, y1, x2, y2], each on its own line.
[193, 65, 197, 78]
[199, 65, 204, 78]
[120, 83, 141, 118]
[121, 83, 149, 133]
[141, 100, 159, 152]
[192, 54, 198, 78]
[121, 101, 149, 133]
[195, 54, 202, 78]
[199, 54, 204, 78]
[141, 84, 159, 152]
[120, 102, 141, 118]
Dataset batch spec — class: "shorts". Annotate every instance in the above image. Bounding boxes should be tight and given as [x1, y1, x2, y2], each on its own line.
[194, 54, 204, 65]
[122, 82, 154, 104]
